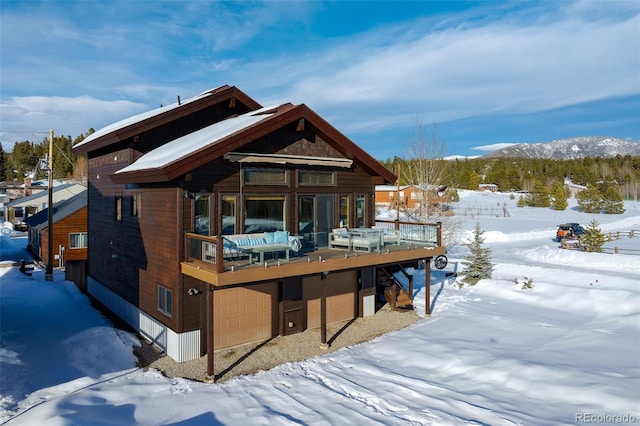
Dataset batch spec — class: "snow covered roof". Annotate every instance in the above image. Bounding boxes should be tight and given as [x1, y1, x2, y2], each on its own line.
[72, 85, 262, 154]
[24, 190, 87, 229]
[115, 105, 280, 175]
[76, 89, 220, 148]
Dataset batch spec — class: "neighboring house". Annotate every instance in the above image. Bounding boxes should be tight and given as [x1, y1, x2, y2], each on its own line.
[375, 185, 423, 209]
[376, 184, 451, 215]
[3, 183, 86, 226]
[564, 177, 587, 197]
[478, 183, 498, 192]
[72, 85, 446, 375]
[24, 190, 88, 266]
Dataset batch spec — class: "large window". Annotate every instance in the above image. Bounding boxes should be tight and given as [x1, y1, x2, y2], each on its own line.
[298, 170, 335, 186]
[244, 196, 285, 233]
[157, 285, 173, 317]
[221, 195, 236, 235]
[244, 168, 287, 185]
[69, 232, 88, 249]
[194, 194, 211, 235]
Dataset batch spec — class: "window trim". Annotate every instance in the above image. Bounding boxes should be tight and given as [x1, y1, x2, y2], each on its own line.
[69, 232, 88, 249]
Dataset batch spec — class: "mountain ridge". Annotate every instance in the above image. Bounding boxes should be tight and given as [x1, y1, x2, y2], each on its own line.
[482, 136, 640, 159]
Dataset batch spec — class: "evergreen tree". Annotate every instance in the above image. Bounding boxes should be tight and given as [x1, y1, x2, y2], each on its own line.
[576, 187, 604, 213]
[468, 170, 480, 190]
[525, 179, 550, 207]
[0, 144, 6, 181]
[551, 182, 568, 210]
[598, 181, 625, 214]
[460, 222, 493, 286]
[582, 220, 606, 252]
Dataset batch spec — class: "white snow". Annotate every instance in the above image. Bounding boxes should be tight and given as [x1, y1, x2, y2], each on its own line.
[115, 106, 278, 174]
[74, 89, 218, 148]
[1, 191, 639, 425]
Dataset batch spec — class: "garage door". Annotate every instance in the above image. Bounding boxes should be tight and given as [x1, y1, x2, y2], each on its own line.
[305, 271, 357, 329]
[213, 282, 278, 349]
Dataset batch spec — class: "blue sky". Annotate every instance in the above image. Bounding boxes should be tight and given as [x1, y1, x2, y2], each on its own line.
[1, 0, 638, 159]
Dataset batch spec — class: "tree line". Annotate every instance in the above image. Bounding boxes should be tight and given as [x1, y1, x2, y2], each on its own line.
[381, 155, 640, 200]
[0, 130, 93, 183]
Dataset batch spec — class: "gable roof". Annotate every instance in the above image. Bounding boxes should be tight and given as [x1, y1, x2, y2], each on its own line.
[24, 189, 87, 230]
[110, 103, 396, 185]
[73, 85, 262, 154]
[4, 184, 86, 208]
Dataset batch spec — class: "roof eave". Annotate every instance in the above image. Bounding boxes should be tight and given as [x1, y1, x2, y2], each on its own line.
[73, 86, 262, 155]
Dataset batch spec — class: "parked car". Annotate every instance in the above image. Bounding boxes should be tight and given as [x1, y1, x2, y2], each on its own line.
[556, 223, 585, 242]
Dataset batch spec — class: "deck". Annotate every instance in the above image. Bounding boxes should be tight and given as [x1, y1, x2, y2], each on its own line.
[182, 221, 446, 286]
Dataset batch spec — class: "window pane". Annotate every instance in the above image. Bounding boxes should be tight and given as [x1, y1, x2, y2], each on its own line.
[244, 196, 285, 233]
[194, 195, 210, 235]
[166, 290, 173, 316]
[340, 196, 349, 228]
[157, 287, 165, 311]
[356, 194, 366, 227]
[244, 168, 287, 185]
[299, 171, 334, 186]
[115, 194, 122, 222]
[298, 196, 314, 234]
[222, 195, 236, 235]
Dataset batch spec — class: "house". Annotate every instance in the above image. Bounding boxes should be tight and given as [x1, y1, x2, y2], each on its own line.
[2, 183, 86, 227]
[24, 189, 88, 266]
[375, 185, 422, 209]
[375, 184, 451, 215]
[478, 183, 498, 192]
[72, 85, 446, 379]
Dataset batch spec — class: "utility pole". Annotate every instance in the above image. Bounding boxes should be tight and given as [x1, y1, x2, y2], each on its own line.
[45, 129, 54, 281]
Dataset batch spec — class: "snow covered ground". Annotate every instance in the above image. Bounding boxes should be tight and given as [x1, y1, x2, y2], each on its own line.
[1, 191, 639, 425]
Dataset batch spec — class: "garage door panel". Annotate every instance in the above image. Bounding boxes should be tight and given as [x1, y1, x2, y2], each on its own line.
[305, 271, 357, 329]
[213, 282, 278, 349]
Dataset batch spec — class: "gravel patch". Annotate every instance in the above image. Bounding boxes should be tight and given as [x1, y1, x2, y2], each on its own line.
[134, 304, 421, 383]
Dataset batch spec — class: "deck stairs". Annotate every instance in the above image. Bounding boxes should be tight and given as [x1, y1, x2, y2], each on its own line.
[381, 269, 413, 309]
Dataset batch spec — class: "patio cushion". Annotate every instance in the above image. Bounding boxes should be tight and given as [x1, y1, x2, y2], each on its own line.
[274, 230, 289, 244]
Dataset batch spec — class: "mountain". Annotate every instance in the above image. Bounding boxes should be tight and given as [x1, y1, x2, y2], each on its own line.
[482, 136, 640, 159]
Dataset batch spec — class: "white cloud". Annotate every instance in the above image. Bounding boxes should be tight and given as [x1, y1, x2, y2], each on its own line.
[0, 96, 147, 151]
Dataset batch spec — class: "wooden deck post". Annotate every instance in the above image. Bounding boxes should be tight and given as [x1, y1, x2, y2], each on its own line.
[206, 286, 215, 381]
[320, 273, 329, 349]
[425, 258, 431, 316]
[215, 236, 224, 274]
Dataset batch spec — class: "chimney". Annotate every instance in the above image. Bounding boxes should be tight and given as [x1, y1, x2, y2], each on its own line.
[24, 177, 31, 197]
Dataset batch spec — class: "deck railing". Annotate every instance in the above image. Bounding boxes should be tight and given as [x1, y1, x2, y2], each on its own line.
[374, 220, 442, 247]
[185, 221, 442, 273]
[185, 233, 224, 273]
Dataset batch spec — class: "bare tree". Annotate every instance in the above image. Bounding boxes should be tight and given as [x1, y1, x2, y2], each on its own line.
[402, 121, 464, 246]
[404, 122, 447, 220]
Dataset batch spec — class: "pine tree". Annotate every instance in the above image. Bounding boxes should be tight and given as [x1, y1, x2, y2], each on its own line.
[551, 182, 568, 210]
[0, 144, 6, 182]
[460, 222, 493, 286]
[582, 220, 606, 252]
[576, 187, 604, 213]
[525, 179, 550, 207]
[598, 182, 625, 214]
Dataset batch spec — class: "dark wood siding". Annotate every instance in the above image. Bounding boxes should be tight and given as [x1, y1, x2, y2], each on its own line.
[183, 126, 378, 233]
